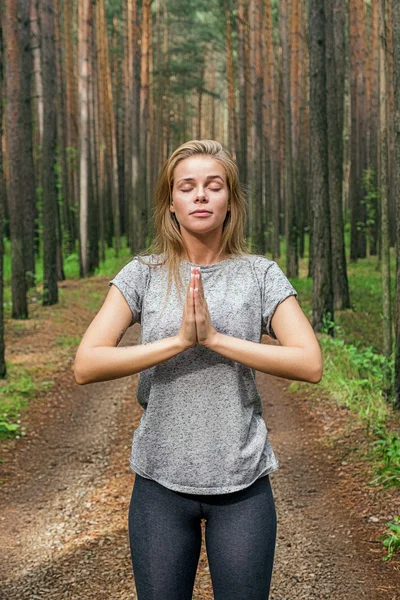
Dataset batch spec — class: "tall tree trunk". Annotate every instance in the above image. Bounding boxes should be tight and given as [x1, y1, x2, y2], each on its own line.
[248, 0, 257, 248]
[387, 1, 396, 248]
[97, 0, 120, 255]
[54, 0, 67, 281]
[113, 15, 124, 242]
[92, 20, 105, 263]
[138, 0, 151, 251]
[290, 0, 301, 254]
[19, 0, 36, 289]
[147, 0, 155, 240]
[3, 0, 28, 319]
[30, 0, 43, 142]
[277, 43, 285, 257]
[244, 0, 252, 238]
[78, 0, 91, 275]
[279, 0, 297, 276]
[163, 2, 171, 161]
[225, 0, 238, 160]
[349, 0, 368, 260]
[379, 0, 392, 361]
[236, 0, 248, 192]
[298, 0, 310, 260]
[368, 0, 380, 257]
[263, 0, 279, 258]
[309, 0, 334, 335]
[88, 27, 99, 275]
[64, 0, 78, 255]
[131, 0, 141, 252]
[392, 0, 400, 408]
[40, 0, 58, 305]
[124, 0, 133, 249]
[254, 0, 264, 253]
[149, 0, 162, 235]
[325, 0, 350, 311]
[0, 18, 7, 377]
[30, 0, 43, 201]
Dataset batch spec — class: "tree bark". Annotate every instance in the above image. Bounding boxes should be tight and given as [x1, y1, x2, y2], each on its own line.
[97, 0, 120, 255]
[130, 0, 141, 252]
[349, 0, 368, 260]
[19, 0, 36, 289]
[78, 0, 91, 276]
[309, 0, 334, 335]
[64, 0, 78, 255]
[392, 0, 400, 408]
[0, 17, 7, 377]
[263, 0, 279, 257]
[254, 0, 264, 253]
[325, 0, 350, 311]
[3, 0, 28, 318]
[279, 0, 298, 276]
[54, 0, 67, 281]
[236, 0, 248, 192]
[39, 0, 59, 305]
[379, 0, 392, 360]
[368, 0, 380, 256]
[225, 0, 238, 160]
[138, 0, 151, 251]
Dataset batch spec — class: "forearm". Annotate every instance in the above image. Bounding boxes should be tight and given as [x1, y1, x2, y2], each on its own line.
[74, 335, 188, 385]
[205, 332, 322, 383]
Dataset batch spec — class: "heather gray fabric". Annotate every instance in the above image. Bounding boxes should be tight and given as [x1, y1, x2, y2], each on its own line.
[108, 253, 298, 494]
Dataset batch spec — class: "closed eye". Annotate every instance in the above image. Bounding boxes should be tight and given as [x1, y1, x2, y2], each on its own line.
[181, 188, 222, 193]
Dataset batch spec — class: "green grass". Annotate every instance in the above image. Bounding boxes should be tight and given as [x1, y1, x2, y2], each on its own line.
[0, 363, 54, 440]
[55, 335, 82, 348]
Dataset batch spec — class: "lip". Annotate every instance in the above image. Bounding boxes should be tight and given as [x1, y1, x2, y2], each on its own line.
[191, 210, 212, 215]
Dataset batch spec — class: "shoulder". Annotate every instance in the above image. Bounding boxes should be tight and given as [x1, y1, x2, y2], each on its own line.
[247, 254, 275, 269]
[235, 253, 277, 277]
[136, 253, 167, 268]
[110, 254, 157, 284]
[119, 253, 166, 274]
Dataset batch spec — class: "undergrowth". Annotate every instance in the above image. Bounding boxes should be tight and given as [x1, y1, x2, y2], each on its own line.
[317, 320, 399, 561]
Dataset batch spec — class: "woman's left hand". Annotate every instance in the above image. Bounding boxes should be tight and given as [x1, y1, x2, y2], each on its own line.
[192, 267, 218, 347]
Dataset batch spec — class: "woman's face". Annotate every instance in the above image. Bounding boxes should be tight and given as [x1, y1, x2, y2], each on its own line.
[170, 155, 230, 237]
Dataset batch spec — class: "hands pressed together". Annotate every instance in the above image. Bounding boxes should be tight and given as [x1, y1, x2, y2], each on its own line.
[178, 266, 218, 349]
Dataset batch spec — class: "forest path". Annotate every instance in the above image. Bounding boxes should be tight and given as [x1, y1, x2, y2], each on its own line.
[0, 325, 398, 599]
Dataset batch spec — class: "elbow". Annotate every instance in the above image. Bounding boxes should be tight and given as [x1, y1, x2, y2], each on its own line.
[74, 363, 87, 385]
[73, 350, 90, 385]
[310, 362, 323, 384]
[310, 371, 323, 384]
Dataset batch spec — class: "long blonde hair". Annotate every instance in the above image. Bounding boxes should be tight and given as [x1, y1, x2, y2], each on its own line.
[137, 139, 251, 308]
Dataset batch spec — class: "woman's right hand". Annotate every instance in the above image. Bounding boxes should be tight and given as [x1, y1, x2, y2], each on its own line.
[177, 270, 198, 349]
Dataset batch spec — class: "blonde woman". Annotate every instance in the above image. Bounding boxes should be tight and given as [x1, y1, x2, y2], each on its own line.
[74, 140, 322, 600]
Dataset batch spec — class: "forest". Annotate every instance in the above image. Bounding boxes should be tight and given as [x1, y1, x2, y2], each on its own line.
[0, 0, 399, 597]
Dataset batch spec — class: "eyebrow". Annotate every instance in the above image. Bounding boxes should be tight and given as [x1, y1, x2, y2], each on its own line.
[177, 175, 225, 184]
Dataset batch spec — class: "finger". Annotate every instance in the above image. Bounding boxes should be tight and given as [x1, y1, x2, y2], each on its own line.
[194, 274, 198, 307]
[190, 268, 197, 308]
[189, 273, 195, 313]
[197, 270, 204, 298]
[195, 271, 203, 308]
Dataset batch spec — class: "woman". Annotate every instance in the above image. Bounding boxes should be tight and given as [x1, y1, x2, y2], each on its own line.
[74, 139, 323, 600]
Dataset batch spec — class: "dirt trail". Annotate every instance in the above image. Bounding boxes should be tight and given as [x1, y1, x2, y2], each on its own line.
[0, 325, 399, 600]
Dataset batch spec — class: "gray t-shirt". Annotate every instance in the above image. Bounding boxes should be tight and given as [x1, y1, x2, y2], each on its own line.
[108, 253, 298, 494]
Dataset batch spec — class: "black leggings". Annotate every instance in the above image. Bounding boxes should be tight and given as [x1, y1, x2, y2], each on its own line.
[128, 472, 277, 600]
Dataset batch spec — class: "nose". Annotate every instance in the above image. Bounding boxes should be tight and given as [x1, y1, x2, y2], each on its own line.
[195, 187, 208, 201]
